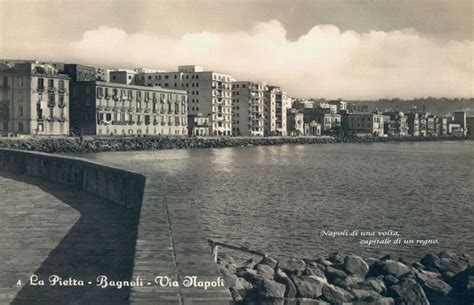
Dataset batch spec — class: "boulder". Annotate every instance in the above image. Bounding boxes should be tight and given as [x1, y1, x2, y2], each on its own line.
[352, 297, 395, 305]
[261, 256, 278, 269]
[257, 278, 286, 299]
[257, 264, 276, 280]
[351, 288, 383, 301]
[383, 260, 412, 278]
[238, 268, 264, 284]
[304, 265, 327, 280]
[352, 279, 385, 294]
[274, 268, 297, 299]
[344, 255, 370, 278]
[387, 279, 430, 305]
[338, 275, 364, 290]
[328, 252, 345, 264]
[383, 275, 399, 287]
[325, 265, 348, 284]
[291, 275, 326, 299]
[296, 299, 330, 305]
[279, 259, 306, 275]
[421, 252, 469, 275]
[321, 283, 353, 303]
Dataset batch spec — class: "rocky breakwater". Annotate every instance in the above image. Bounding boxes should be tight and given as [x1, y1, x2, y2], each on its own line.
[0, 135, 468, 154]
[217, 251, 473, 305]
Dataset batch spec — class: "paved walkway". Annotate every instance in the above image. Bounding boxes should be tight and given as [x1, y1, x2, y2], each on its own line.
[0, 170, 231, 305]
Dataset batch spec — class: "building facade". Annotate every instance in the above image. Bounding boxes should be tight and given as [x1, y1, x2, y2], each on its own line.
[69, 81, 187, 136]
[346, 113, 384, 137]
[232, 81, 266, 136]
[0, 62, 69, 135]
[287, 109, 304, 136]
[134, 65, 233, 136]
[264, 86, 287, 136]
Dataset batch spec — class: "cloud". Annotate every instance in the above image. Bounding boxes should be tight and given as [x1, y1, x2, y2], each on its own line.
[1, 21, 472, 99]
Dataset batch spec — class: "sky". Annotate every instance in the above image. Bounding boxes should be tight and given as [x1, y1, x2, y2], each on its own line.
[0, 0, 472, 99]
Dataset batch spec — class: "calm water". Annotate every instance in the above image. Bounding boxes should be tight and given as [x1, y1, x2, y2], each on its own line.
[80, 141, 473, 261]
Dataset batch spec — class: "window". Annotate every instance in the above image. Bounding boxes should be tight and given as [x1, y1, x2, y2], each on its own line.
[18, 122, 23, 132]
[18, 106, 23, 117]
[37, 78, 44, 90]
[48, 79, 54, 88]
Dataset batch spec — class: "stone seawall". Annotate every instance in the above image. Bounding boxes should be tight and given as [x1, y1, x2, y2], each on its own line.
[0, 135, 469, 154]
[0, 148, 146, 211]
[218, 251, 473, 305]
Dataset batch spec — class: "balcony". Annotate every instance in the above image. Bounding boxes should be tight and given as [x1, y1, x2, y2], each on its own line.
[144, 107, 151, 113]
[153, 120, 159, 126]
[58, 102, 67, 108]
[37, 86, 44, 92]
[168, 122, 173, 126]
[48, 87, 57, 93]
[48, 102, 56, 108]
[161, 122, 166, 126]
[137, 121, 142, 125]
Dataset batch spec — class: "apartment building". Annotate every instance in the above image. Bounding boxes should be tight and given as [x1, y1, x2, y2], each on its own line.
[265, 86, 287, 136]
[69, 81, 187, 136]
[232, 81, 266, 136]
[346, 113, 384, 137]
[406, 113, 420, 136]
[0, 62, 69, 135]
[383, 112, 408, 137]
[134, 65, 233, 136]
[287, 109, 304, 136]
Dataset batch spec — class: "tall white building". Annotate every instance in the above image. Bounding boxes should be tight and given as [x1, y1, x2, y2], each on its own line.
[265, 86, 287, 136]
[232, 81, 266, 136]
[134, 65, 233, 136]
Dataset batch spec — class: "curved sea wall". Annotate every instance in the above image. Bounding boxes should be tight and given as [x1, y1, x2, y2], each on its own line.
[217, 251, 473, 305]
[0, 135, 469, 153]
[0, 148, 145, 211]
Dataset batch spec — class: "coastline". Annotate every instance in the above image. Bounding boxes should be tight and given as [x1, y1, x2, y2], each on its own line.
[0, 135, 470, 154]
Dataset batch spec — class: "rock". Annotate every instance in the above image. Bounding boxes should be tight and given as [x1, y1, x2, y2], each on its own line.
[383, 260, 412, 278]
[387, 279, 430, 305]
[257, 278, 286, 299]
[279, 259, 306, 275]
[351, 288, 383, 301]
[259, 297, 285, 305]
[422, 252, 469, 275]
[352, 297, 395, 305]
[352, 279, 385, 294]
[274, 268, 297, 299]
[315, 257, 333, 267]
[296, 299, 330, 305]
[257, 264, 276, 279]
[304, 265, 327, 280]
[421, 277, 452, 301]
[344, 255, 370, 278]
[383, 275, 399, 287]
[325, 265, 348, 284]
[261, 256, 278, 269]
[338, 275, 364, 290]
[328, 252, 344, 265]
[238, 268, 264, 284]
[237, 257, 262, 270]
[217, 253, 235, 264]
[321, 284, 353, 303]
[291, 275, 326, 299]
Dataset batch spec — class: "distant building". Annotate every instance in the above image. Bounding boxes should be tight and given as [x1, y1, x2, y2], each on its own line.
[293, 99, 314, 110]
[435, 117, 448, 136]
[287, 109, 304, 136]
[327, 100, 347, 113]
[383, 112, 408, 137]
[69, 81, 187, 136]
[110, 70, 137, 85]
[63, 64, 96, 82]
[406, 113, 420, 136]
[453, 111, 467, 130]
[346, 113, 384, 137]
[347, 103, 369, 113]
[466, 116, 474, 138]
[302, 107, 341, 135]
[232, 81, 266, 136]
[426, 115, 437, 136]
[304, 121, 321, 136]
[0, 62, 69, 135]
[134, 65, 233, 136]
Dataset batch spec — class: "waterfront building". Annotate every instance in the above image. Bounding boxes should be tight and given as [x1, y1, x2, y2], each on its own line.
[69, 81, 187, 136]
[383, 112, 408, 137]
[293, 99, 314, 110]
[346, 113, 384, 137]
[453, 111, 467, 131]
[448, 123, 466, 136]
[231, 81, 266, 136]
[264, 86, 287, 136]
[466, 116, 474, 138]
[134, 65, 233, 136]
[188, 113, 209, 136]
[406, 113, 420, 136]
[304, 121, 321, 136]
[302, 107, 341, 135]
[426, 115, 437, 136]
[419, 113, 428, 136]
[435, 117, 448, 136]
[287, 109, 304, 136]
[0, 62, 69, 135]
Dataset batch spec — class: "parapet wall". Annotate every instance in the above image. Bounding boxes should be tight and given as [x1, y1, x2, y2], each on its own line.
[0, 148, 145, 212]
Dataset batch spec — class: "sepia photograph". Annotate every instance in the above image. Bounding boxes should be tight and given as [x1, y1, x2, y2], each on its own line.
[0, 0, 472, 304]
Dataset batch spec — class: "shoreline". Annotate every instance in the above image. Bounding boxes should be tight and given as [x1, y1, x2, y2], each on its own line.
[0, 135, 470, 154]
[217, 250, 472, 304]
